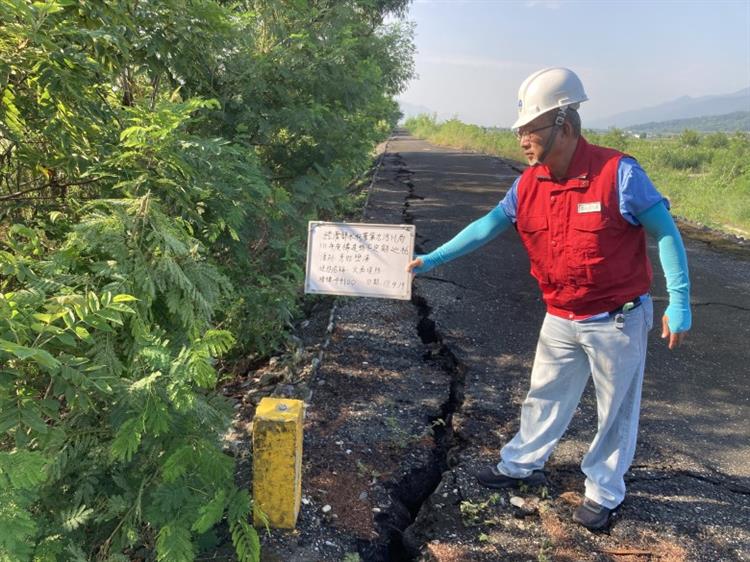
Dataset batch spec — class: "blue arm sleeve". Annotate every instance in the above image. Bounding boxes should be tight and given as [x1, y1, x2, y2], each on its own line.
[414, 206, 512, 273]
[636, 201, 691, 333]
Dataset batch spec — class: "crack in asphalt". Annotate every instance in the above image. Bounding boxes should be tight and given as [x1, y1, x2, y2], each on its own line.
[366, 153, 469, 562]
[417, 275, 469, 290]
[628, 465, 750, 495]
[691, 301, 750, 312]
[650, 296, 750, 312]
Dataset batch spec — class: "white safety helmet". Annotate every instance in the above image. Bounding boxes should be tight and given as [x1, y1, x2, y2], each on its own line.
[512, 67, 588, 130]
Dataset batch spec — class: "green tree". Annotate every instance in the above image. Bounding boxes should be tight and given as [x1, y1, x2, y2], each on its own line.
[0, 0, 414, 560]
[704, 131, 729, 148]
[680, 128, 701, 147]
[602, 127, 629, 151]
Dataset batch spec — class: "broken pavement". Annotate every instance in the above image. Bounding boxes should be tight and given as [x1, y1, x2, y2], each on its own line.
[241, 131, 750, 561]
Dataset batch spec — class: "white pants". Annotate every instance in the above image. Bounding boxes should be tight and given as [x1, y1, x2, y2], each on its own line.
[498, 295, 653, 509]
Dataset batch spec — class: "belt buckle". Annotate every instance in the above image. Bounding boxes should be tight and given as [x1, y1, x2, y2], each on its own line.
[623, 296, 642, 313]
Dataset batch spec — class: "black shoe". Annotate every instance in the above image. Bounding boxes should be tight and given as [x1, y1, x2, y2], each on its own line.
[475, 465, 547, 489]
[572, 498, 617, 530]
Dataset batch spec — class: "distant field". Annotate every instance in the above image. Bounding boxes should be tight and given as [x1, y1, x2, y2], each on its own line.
[404, 115, 750, 237]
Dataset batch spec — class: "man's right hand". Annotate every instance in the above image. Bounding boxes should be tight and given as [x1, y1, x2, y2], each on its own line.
[661, 315, 689, 350]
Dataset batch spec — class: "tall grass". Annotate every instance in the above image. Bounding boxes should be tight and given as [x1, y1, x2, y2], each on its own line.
[405, 115, 750, 236]
[404, 115, 524, 162]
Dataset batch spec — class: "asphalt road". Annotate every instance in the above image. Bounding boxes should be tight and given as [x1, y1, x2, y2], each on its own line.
[384, 129, 750, 559]
[258, 131, 750, 561]
[395, 129, 750, 479]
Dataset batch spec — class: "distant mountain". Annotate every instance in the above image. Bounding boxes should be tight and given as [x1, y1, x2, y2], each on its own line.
[589, 88, 750, 129]
[397, 100, 439, 122]
[626, 111, 750, 134]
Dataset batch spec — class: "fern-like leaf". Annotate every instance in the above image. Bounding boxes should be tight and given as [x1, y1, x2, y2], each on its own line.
[110, 417, 143, 461]
[0, 451, 48, 490]
[229, 519, 260, 562]
[63, 543, 89, 562]
[227, 489, 251, 523]
[161, 444, 193, 482]
[200, 329, 235, 357]
[191, 489, 227, 533]
[60, 504, 94, 531]
[0, 492, 36, 558]
[156, 523, 195, 562]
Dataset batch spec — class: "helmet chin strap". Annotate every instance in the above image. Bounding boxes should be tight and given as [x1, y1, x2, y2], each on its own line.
[534, 106, 568, 166]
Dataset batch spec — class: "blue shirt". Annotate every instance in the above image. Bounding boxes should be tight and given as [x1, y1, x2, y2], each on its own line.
[498, 157, 669, 225]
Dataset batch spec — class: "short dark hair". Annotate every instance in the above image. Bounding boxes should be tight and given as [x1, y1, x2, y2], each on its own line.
[565, 107, 582, 137]
[542, 107, 581, 137]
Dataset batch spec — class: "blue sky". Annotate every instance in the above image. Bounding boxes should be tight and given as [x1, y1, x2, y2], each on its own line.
[396, 0, 750, 127]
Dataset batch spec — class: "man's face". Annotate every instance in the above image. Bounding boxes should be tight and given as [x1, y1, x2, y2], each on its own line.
[516, 115, 556, 165]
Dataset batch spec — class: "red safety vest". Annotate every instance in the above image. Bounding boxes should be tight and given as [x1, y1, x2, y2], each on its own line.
[515, 136, 652, 319]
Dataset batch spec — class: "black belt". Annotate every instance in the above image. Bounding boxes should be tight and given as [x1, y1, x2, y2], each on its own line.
[609, 296, 642, 316]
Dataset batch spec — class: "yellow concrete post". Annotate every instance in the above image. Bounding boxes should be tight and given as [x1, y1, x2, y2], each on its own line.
[252, 397, 304, 528]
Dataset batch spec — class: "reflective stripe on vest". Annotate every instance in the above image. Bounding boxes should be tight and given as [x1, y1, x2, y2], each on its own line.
[515, 136, 652, 318]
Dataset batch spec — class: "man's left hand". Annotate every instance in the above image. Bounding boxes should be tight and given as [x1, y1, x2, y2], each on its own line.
[661, 315, 688, 350]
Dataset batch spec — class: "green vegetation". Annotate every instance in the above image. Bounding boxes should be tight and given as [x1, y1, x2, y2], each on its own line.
[405, 115, 521, 163]
[628, 110, 750, 134]
[459, 493, 501, 526]
[537, 538, 553, 562]
[0, 1, 413, 561]
[405, 115, 750, 235]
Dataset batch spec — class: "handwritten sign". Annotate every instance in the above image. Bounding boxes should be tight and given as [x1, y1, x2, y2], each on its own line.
[305, 222, 415, 300]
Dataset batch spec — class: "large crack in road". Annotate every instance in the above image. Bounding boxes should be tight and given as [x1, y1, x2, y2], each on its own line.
[373, 294, 468, 562]
[372, 131, 750, 561]
[363, 154, 468, 561]
[363, 153, 466, 562]
[257, 131, 750, 562]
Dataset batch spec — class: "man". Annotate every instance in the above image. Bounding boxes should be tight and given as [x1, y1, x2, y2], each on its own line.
[407, 67, 691, 530]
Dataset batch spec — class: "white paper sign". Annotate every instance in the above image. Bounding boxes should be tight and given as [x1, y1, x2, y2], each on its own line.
[305, 222, 415, 300]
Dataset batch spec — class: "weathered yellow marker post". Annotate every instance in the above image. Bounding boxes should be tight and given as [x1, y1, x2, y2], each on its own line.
[252, 397, 304, 528]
